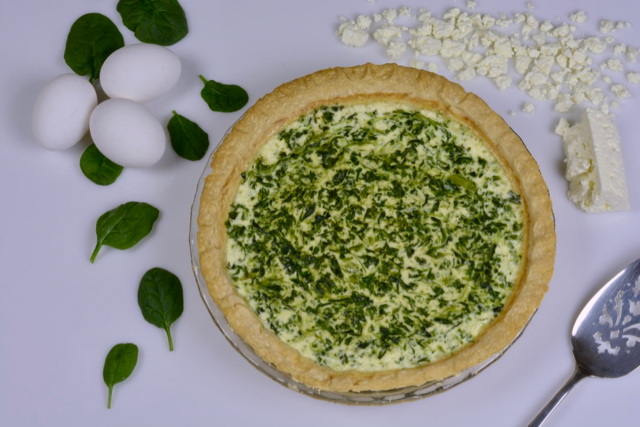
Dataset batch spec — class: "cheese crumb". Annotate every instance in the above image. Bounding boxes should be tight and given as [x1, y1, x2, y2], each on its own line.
[522, 102, 535, 113]
[627, 72, 640, 84]
[387, 41, 407, 60]
[467, 0, 476, 10]
[526, 1, 534, 10]
[611, 84, 631, 99]
[612, 44, 627, 55]
[426, 63, 438, 73]
[409, 58, 424, 69]
[557, 109, 630, 212]
[606, 58, 624, 72]
[569, 11, 586, 24]
[356, 15, 372, 30]
[509, 110, 516, 116]
[599, 20, 614, 34]
[337, 22, 370, 47]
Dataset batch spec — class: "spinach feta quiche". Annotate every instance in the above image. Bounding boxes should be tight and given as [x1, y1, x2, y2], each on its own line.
[198, 64, 555, 393]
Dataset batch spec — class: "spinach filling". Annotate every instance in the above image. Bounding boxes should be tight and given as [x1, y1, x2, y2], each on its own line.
[226, 103, 524, 371]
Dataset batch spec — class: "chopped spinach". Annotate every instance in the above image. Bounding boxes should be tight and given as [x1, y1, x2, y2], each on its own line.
[225, 104, 525, 370]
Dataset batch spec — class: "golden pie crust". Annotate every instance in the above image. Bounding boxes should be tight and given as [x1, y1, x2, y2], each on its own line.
[197, 63, 555, 393]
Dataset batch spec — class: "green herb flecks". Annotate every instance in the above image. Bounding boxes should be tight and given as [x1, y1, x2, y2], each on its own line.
[226, 104, 525, 371]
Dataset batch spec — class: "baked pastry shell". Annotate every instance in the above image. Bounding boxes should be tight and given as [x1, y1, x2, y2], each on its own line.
[193, 63, 556, 398]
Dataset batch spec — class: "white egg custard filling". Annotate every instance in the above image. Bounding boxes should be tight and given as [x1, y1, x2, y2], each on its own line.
[225, 102, 526, 371]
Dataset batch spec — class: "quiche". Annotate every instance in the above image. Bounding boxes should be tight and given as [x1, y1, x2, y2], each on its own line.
[197, 63, 555, 393]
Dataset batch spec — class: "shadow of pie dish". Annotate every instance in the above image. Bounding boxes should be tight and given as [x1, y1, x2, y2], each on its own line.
[192, 63, 556, 403]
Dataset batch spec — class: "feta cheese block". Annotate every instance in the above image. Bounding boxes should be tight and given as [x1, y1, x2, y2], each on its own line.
[556, 109, 630, 212]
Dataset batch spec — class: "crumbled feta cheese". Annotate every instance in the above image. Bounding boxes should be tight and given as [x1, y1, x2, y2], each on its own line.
[426, 62, 438, 73]
[417, 11, 431, 23]
[558, 109, 630, 212]
[540, 20, 553, 32]
[612, 44, 627, 55]
[627, 47, 638, 63]
[522, 102, 535, 113]
[373, 13, 382, 23]
[410, 58, 424, 69]
[494, 36, 513, 57]
[555, 118, 570, 136]
[526, 1, 534, 10]
[462, 51, 483, 66]
[570, 11, 587, 24]
[409, 35, 442, 56]
[532, 32, 546, 46]
[373, 24, 402, 47]
[466, 0, 476, 10]
[440, 39, 466, 57]
[525, 13, 539, 29]
[615, 21, 625, 30]
[446, 57, 465, 72]
[599, 19, 614, 34]
[481, 14, 496, 29]
[457, 67, 477, 81]
[509, 110, 516, 116]
[535, 56, 554, 74]
[514, 13, 525, 24]
[606, 58, 624, 72]
[582, 37, 607, 53]
[337, 22, 370, 47]
[432, 19, 455, 38]
[382, 8, 397, 23]
[386, 41, 407, 60]
[494, 75, 512, 91]
[627, 72, 640, 84]
[604, 36, 615, 44]
[611, 100, 620, 109]
[555, 93, 574, 112]
[611, 84, 631, 99]
[356, 15, 372, 30]
[514, 55, 531, 74]
[477, 55, 508, 77]
[602, 75, 612, 84]
[443, 8, 461, 21]
[399, 6, 411, 16]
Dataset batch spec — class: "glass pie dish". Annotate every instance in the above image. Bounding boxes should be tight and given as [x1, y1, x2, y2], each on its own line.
[188, 121, 540, 405]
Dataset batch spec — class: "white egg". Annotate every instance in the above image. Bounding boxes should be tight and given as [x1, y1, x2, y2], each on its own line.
[32, 74, 97, 151]
[90, 99, 166, 168]
[100, 43, 181, 103]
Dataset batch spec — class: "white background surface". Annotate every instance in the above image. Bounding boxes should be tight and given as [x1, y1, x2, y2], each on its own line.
[1, 0, 639, 426]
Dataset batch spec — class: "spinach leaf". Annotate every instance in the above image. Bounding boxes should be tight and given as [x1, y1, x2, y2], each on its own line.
[103, 343, 138, 409]
[117, 0, 188, 46]
[138, 268, 184, 351]
[91, 202, 159, 263]
[64, 13, 124, 83]
[80, 144, 123, 186]
[199, 75, 249, 113]
[167, 111, 209, 161]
